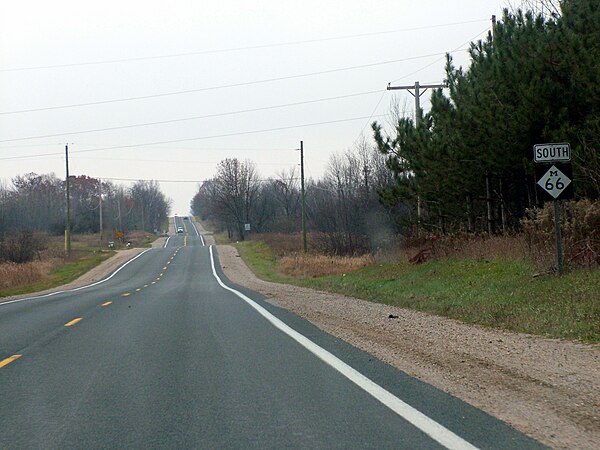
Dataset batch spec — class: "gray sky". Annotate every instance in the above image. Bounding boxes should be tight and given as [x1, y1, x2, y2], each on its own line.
[1, 0, 507, 214]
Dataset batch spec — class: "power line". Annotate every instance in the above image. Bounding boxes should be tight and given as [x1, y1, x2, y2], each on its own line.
[0, 114, 388, 161]
[0, 52, 447, 115]
[0, 19, 488, 73]
[0, 89, 382, 142]
[389, 27, 491, 84]
[96, 176, 300, 184]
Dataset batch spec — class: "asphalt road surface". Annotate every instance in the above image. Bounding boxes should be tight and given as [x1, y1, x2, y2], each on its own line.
[0, 219, 546, 449]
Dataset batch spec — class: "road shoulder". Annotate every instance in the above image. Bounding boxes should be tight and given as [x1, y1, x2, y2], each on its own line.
[216, 243, 600, 450]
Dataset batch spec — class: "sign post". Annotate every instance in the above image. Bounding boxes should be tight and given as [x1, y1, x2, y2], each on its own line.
[534, 143, 573, 275]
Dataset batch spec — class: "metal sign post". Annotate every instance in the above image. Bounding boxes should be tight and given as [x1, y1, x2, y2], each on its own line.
[533, 143, 573, 275]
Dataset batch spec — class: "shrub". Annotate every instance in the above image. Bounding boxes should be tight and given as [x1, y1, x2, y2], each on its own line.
[0, 231, 47, 264]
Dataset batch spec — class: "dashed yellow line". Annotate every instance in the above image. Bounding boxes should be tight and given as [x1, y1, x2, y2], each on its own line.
[0, 354, 22, 368]
[135, 288, 141, 292]
[64, 318, 82, 327]
[122, 292, 131, 297]
[163, 266, 167, 270]
[101, 301, 112, 307]
[144, 284, 149, 288]
[151, 281, 156, 284]
[159, 273, 164, 277]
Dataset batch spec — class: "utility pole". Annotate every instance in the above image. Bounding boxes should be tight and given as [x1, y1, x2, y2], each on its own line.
[386, 81, 446, 235]
[387, 81, 446, 127]
[65, 144, 72, 257]
[300, 140, 307, 253]
[99, 179, 103, 241]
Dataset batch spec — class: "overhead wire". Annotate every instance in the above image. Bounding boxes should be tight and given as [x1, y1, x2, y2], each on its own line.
[0, 18, 488, 73]
[0, 52, 450, 115]
[0, 89, 383, 143]
[0, 114, 388, 161]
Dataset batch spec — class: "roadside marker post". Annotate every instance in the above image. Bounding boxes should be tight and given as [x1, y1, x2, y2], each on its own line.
[533, 143, 574, 275]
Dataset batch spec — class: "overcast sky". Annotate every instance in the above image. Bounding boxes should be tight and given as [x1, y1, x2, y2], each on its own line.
[1, 0, 508, 214]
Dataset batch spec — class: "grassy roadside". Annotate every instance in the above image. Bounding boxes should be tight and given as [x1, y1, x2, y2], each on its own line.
[0, 250, 114, 298]
[235, 240, 600, 343]
[0, 231, 161, 298]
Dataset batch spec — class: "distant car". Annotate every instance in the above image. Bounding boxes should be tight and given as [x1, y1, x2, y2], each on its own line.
[177, 227, 184, 233]
[183, 217, 189, 220]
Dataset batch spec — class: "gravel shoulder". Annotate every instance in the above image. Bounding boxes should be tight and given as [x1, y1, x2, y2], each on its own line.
[216, 243, 600, 450]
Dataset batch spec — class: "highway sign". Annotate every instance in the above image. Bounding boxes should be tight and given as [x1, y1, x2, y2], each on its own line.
[535, 163, 574, 201]
[533, 143, 571, 163]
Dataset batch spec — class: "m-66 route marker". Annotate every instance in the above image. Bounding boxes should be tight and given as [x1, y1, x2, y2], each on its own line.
[534, 142, 574, 275]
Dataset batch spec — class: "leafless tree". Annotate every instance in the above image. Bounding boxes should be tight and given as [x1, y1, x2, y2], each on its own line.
[508, 0, 562, 18]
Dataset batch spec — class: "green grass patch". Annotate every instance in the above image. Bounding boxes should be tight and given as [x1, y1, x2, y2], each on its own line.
[235, 241, 600, 343]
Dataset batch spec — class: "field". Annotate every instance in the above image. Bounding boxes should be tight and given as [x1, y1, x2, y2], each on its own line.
[0, 232, 157, 298]
[235, 233, 600, 343]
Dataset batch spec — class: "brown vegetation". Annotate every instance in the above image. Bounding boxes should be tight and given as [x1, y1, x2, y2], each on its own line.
[279, 254, 374, 277]
[0, 260, 54, 289]
[249, 200, 600, 276]
[523, 199, 600, 271]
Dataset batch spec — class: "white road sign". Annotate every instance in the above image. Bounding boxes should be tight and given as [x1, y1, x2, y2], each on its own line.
[533, 143, 571, 163]
[537, 165, 572, 199]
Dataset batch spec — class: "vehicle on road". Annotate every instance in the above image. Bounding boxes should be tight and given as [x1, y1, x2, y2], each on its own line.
[177, 227, 184, 233]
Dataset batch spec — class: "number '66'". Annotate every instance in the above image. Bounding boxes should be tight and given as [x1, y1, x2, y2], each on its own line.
[546, 178, 565, 190]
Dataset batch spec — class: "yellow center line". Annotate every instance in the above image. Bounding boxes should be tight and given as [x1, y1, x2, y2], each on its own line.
[160, 273, 164, 277]
[163, 266, 167, 270]
[0, 354, 22, 369]
[64, 318, 82, 327]
[167, 261, 171, 265]
[151, 281, 156, 284]
[156, 277, 161, 281]
[184, 236, 187, 246]
[135, 288, 141, 292]
[101, 301, 112, 307]
[144, 284, 149, 288]
[122, 292, 131, 297]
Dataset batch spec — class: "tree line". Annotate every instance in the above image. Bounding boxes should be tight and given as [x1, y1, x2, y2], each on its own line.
[373, 0, 599, 234]
[191, 139, 398, 254]
[195, 0, 598, 254]
[0, 173, 171, 238]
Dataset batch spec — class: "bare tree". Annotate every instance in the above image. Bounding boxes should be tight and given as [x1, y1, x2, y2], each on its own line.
[211, 158, 261, 240]
[508, 0, 562, 18]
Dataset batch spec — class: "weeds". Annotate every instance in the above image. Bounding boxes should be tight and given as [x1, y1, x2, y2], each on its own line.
[0, 260, 53, 289]
[279, 254, 374, 277]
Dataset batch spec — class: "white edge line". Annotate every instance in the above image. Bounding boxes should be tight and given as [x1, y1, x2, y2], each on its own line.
[163, 236, 172, 248]
[1, 248, 152, 307]
[208, 245, 479, 450]
[190, 218, 205, 246]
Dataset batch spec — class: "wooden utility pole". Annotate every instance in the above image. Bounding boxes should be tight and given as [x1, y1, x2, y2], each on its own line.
[386, 81, 446, 235]
[65, 144, 72, 257]
[99, 179, 103, 241]
[300, 140, 307, 253]
[386, 81, 446, 126]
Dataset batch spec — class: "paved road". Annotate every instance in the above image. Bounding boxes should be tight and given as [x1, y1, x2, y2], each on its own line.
[0, 222, 546, 449]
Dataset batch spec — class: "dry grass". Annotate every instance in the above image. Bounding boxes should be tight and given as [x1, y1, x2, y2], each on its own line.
[279, 254, 374, 277]
[399, 233, 528, 264]
[0, 259, 55, 289]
